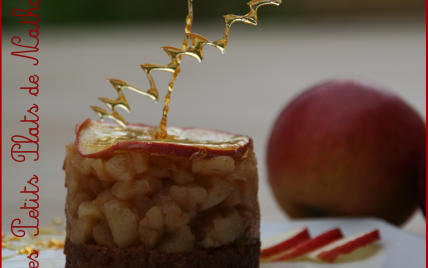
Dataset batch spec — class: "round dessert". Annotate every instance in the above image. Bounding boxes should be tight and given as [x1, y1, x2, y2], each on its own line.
[63, 119, 260, 268]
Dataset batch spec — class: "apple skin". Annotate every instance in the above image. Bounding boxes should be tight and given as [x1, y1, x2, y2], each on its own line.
[418, 149, 426, 217]
[267, 79, 426, 226]
[273, 228, 344, 262]
[260, 227, 311, 260]
[314, 229, 381, 263]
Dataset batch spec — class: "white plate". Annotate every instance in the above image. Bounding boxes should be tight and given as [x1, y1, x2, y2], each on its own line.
[260, 218, 426, 268]
[2, 218, 425, 267]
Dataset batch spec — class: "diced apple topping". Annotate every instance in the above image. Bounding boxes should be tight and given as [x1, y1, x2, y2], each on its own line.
[130, 151, 150, 174]
[104, 154, 137, 181]
[64, 141, 259, 252]
[72, 154, 95, 176]
[138, 206, 165, 249]
[199, 177, 233, 210]
[222, 181, 242, 207]
[104, 199, 139, 248]
[168, 185, 188, 207]
[170, 166, 195, 185]
[91, 159, 114, 182]
[225, 160, 256, 182]
[84, 176, 102, 196]
[137, 174, 163, 192]
[111, 178, 155, 200]
[70, 217, 98, 244]
[65, 170, 82, 195]
[94, 189, 114, 209]
[68, 192, 91, 217]
[78, 201, 103, 220]
[162, 201, 191, 232]
[192, 156, 235, 176]
[93, 220, 117, 248]
[111, 180, 133, 200]
[64, 142, 78, 169]
[187, 184, 207, 204]
[201, 208, 244, 248]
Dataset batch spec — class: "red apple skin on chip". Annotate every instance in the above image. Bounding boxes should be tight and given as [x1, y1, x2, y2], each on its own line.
[267, 79, 425, 226]
[273, 228, 344, 262]
[260, 227, 311, 260]
[314, 229, 381, 263]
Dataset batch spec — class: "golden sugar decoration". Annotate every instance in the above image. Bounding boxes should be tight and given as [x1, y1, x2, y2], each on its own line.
[2, 218, 65, 260]
[91, 0, 281, 138]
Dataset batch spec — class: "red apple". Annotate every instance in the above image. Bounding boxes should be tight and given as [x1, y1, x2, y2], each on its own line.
[308, 229, 381, 263]
[418, 149, 426, 216]
[267, 79, 425, 225]
[260, 227, 310, 261]
[76, 119, 252, 158]
[273, 228, 343, 262]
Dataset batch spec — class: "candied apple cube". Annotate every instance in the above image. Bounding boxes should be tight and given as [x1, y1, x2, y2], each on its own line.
[68, 192, 91, 217]
[186, 184, 207, 204]
[91, 159, 114, 182]
[78, 201, 103, 220]
[199, 177, 233, 211]
[70, 217, 98, 244]
[202, 208, 244, 248]
[162, 201, 191, 232]
[72, 153, 94, 176]
[130, 151, 150, 174]
[93, 220, 117, 248]
[104, 199, 139, 248]
[170, 166, 195, 185]
[138, 206, 165, 249]
[192, 156, 235, 176]
[104, 154, 137, 181]
[223, 181, 242, 207]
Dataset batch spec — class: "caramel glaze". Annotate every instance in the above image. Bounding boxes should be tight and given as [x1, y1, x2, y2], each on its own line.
[90, 0, 281, 138]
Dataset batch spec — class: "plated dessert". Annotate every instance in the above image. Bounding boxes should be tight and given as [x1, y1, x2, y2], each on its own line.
[63, 120, 260, 267]
[62, 1, 281, 266]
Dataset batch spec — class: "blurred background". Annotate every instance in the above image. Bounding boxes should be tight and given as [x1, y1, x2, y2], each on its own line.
[2, 0, 426, 237]
[2, 0, 426, 25]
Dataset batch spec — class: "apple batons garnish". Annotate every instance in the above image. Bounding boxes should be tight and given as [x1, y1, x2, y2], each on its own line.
[260, 227, 310, 260]
[308, 229, 381, 263]
[273, 228, 344, 262]
[77, 119, 252, 158]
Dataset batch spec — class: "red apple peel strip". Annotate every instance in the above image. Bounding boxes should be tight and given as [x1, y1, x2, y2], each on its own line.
[314, 229, 381, 263]
[273, 228, 344, 262]
[260, 227, 310, 259]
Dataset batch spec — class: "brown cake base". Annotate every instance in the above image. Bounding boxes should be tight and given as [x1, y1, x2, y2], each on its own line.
[64, 240, 260, 268]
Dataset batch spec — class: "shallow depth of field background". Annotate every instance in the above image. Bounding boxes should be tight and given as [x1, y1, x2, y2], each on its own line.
[2, 0, 426, 236]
